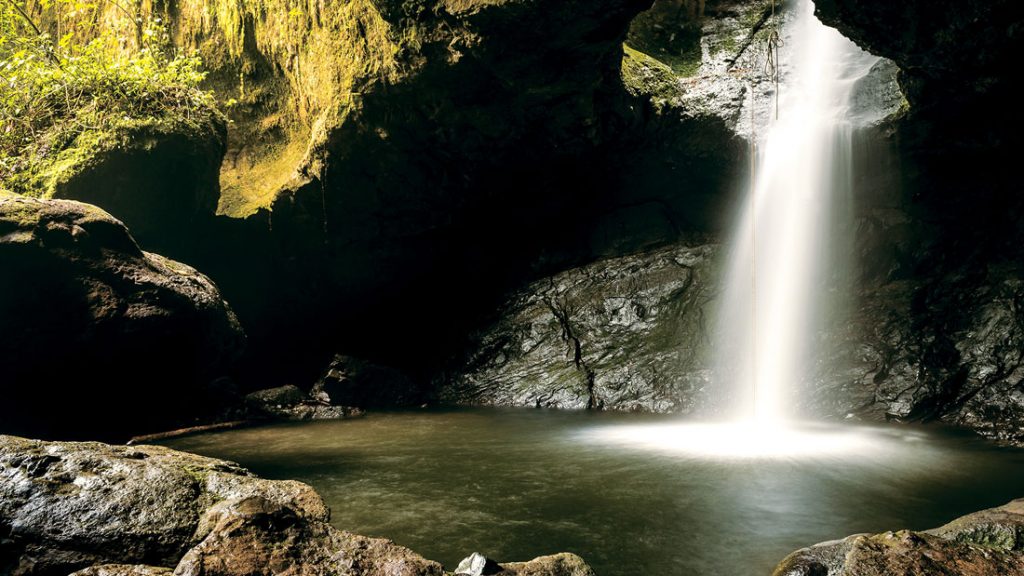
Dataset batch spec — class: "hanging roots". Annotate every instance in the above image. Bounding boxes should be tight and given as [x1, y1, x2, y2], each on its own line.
[763, 27, 781, 82]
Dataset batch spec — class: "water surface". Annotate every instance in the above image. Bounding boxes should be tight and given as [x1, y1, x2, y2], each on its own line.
[165, 410, 1024, 576]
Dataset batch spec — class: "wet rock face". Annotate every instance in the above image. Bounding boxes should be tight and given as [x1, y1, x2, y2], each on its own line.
[813, 0, 1022, 106]
[774, 499, 1024, 576]
[441, 243, 718, 412]
[312, 355, 422, 409]
[0, 435, 328, 576]
[811, 266, 1024, 443]
[0, 197, 245, 440]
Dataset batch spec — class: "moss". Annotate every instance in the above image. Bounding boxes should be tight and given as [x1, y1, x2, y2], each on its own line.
[168, 0, 406, 217]
[626, 1, 703, 77]
[6, 114, 218, 201]
[0, 200, 43, 230]
[20, 0, 408, 218]
[621, 44, 683, 102]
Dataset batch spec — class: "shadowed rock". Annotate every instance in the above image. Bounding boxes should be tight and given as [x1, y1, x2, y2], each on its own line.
[0, 196, 245, 440]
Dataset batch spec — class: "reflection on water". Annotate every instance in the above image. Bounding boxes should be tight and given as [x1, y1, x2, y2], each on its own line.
[165, 410, 1024, 576]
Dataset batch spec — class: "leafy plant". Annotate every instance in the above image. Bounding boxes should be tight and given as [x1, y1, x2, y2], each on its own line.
[0, 0, 215, 189]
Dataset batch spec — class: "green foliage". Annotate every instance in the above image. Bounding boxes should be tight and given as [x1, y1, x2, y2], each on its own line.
[0, 0, 215, 191]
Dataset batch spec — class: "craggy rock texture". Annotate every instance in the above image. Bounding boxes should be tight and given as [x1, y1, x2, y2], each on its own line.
[242, 385, 362, 421]
[175, 497, 444, 576]
[0, 435, 327, 576]
[69, 566, 174, 576]
[811, 266, 1024, 443]
[0, 436, 591, 576]
[441, 243, 718, 412]
[774, 499, 1024, 576]
[500, 553, 597, 576]
[312, 355, 422, 409]
[0, 197, 245, 440]
[813, 0, 1022, 107]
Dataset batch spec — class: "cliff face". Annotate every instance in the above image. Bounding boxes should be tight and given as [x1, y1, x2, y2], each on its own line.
[171, 0, 752, 386]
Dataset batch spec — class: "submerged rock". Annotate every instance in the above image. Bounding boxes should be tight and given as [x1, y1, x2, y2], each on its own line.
[0, 197, 245, 440]
[441, 243, 718, 412]
[774, 499, 1024, 576]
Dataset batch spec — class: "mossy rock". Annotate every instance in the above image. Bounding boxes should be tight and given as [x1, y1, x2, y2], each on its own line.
[9, 114, 226, 254]
[621, 44, 684, 102]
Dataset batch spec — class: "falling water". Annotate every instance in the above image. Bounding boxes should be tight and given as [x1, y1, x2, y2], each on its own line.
[582, 0, 890, 457]
[715, 0, 881, 425]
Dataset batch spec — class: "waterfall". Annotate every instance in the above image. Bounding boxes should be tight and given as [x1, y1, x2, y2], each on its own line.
[714, 0, 880, 424]
[582, 0, 897, 459]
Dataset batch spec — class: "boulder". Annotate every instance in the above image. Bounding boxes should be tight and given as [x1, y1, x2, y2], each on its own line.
[441, 243, 718, 413]
[773, 499, 1024, 576]
[500, 553, 597, 576]
[0, 196, 245, 440]
[0, 435, 327, 576]
[453, 552, 596, 576]
[242, 385, 363, 421]
[455, 553, 502, 576]
[175, 497, 444, 576]
[312, 355, 422, 409]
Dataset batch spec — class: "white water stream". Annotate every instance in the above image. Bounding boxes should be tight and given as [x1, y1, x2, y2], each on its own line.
[589, 0, 884, 457]
[715, 0, 879, 425]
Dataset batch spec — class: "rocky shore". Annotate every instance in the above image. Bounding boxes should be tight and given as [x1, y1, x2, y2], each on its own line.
[0, 435, 593, 576]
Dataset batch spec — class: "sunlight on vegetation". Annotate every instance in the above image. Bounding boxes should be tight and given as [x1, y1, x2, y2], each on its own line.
[0, 0, 215, 195]
[172, 0, 404, 217]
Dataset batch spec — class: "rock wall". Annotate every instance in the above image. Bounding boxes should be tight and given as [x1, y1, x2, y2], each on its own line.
[441, 243, 719, 412]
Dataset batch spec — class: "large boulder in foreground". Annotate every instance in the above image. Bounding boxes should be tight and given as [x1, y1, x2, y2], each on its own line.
[175, 497, 444, 576]
[0, 435, 327, 576]
[0, 196, 245, 440]
[773, 499, 1024, 576]
[0, 435, 595, 576]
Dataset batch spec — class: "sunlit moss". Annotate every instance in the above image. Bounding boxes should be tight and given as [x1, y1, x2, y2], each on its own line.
[19, 0, 410, 218]
[171, 0, 405, 217]
[621, 44, 683, 103]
